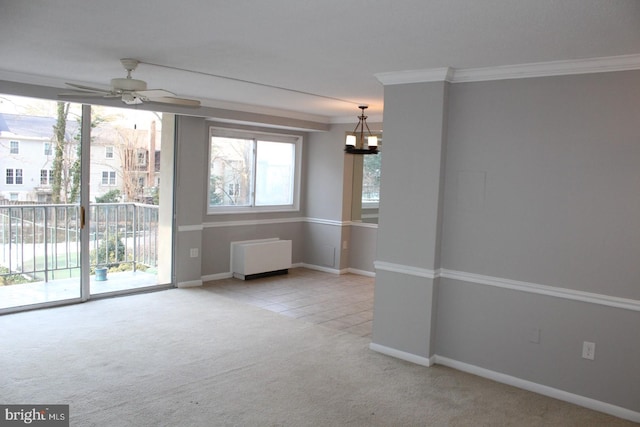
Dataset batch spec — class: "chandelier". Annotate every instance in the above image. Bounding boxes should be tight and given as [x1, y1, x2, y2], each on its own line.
[345, 105, 378, 154]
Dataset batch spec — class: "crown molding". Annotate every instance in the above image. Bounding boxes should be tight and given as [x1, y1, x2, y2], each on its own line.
[375, 67, 453, 85]
[375, 54, 640, 85]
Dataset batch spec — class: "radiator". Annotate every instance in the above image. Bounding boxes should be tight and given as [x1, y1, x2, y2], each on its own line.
[231, 239, 292, 280]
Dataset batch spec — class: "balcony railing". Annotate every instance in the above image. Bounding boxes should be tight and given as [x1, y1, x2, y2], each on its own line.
[0, 203, 158, 284]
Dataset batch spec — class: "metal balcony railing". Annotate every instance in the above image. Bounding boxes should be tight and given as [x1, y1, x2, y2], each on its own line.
[0, 203, 158, 284]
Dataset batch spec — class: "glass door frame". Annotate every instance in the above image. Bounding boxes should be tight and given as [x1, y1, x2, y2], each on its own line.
[0, 97, 174, 314]
[80, 104, 91, 301]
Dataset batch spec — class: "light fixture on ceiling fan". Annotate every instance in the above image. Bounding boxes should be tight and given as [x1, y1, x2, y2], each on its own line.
[345, 105, 378, 155]
[59, 58, 201, 107]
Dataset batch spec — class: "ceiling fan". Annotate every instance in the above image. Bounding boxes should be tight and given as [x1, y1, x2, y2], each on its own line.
[60, 58, 201, 107]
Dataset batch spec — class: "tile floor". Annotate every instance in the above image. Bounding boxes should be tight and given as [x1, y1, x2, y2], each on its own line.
[202, 268, 375, 338]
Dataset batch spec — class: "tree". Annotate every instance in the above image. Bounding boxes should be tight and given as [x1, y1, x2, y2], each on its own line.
[69, 114, 107, 203]
[52, 104, 106, 203]
[51, 102, 70, 203]
[114, 125, 150, 202]
[95, 189, 121, 203]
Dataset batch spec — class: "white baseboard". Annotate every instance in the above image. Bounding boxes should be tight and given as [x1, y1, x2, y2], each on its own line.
[201, 272, 233, 282]
[347, 268, 376, 277]
[177, 279, 203, 288]
[369, 343, 434, 367]
[300, 263, 343, 275]
[434, 355, 640, 423]
[199, 264, 375, 282]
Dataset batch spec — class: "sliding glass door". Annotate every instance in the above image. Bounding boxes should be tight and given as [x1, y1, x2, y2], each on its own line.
[0, 96, 84, 309]
[0, 94, 174, 312]
[87, 104, 167, 296]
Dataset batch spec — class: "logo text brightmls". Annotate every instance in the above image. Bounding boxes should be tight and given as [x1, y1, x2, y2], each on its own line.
[1, 405, 68, 426]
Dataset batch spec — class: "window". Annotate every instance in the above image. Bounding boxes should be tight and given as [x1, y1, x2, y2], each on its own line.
[105, 146, 114, 159]
[136, 150, 147, 166]
[362, 152, 381, 207]
[208, 127, 301, 213]
[10, 141, 19, 154]
[6, 168, 22, 185]
[44, 142, 52, 156]
[40, 169, 54, 185]
[102, 171, 116, 185]
[10, 193, 18, 201]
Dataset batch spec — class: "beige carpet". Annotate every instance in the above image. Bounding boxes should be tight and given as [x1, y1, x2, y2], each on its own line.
[0, 287, 635, 426]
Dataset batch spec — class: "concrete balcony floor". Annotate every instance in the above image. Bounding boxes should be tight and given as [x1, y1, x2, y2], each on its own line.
[0, 270, 159, 310]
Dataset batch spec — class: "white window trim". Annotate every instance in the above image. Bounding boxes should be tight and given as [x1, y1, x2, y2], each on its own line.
[136, 149, 147, 166]
[6, 168, 23, 185]
[102, 170, 117, 186]
[207, 126, 302, 215]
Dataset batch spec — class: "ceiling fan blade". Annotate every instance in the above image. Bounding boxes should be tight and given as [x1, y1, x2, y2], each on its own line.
[58, 91, 108, 98]
[135, 89, 176, 98]
[149, 96, 201, 107]
[65, 82, 112, 94]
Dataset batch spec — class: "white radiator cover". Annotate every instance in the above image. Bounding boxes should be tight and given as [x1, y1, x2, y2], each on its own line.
[232, 239, 292, 280]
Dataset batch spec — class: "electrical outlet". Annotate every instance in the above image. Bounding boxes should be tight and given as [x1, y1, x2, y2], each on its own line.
[582, 341, 596, 360]
[189, 248, 199, 258]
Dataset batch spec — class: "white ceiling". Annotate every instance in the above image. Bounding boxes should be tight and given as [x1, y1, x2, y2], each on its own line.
[1, 0, 639, 123]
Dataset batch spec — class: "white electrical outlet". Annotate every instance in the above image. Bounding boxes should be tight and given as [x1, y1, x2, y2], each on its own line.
[582, 341, 596, 360]
[190, 248, 199, 258]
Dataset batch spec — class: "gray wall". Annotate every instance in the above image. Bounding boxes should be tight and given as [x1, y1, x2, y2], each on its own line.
[170, 110, 380, 279]
[373, 81, 449, 359]
[174, 115, 207, 285]
[436, 277, 640, 413]
[436, 70, 640, 412]
[348, 225, 377, 273]
[373, 69, 640, 415]
[202, 222, 305, 276]
[376, 82, 448, 269]
[304, 124, 353, 272]
[442, 71, 640, 300]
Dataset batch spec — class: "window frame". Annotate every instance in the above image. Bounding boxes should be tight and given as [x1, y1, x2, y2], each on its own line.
[207, 126, 302, 215]
[44, 142, 52, 156]
[105, 146, 114, 159]
[5, 168, 22, 185]
[136, 149, 147, 166]
[40, 169, 54, 186]
[101, 170, 117, 186]
[361, 150, 381, 210]
[10, 140, 19, 154]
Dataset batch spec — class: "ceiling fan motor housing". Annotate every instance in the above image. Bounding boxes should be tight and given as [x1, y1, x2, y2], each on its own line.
[111, 77, 147, 92]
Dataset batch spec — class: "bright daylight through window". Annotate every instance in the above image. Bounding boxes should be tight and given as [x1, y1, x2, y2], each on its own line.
[362, 152, 381, 207]
[208, 128, 301, 213]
